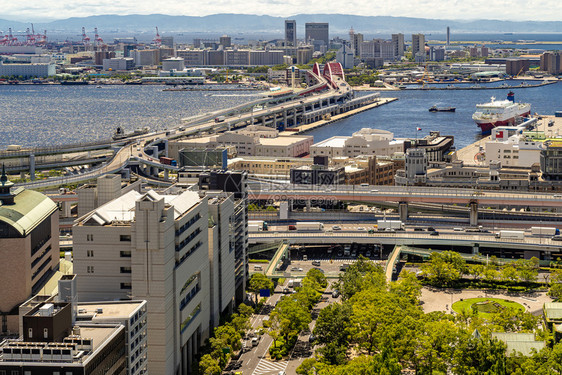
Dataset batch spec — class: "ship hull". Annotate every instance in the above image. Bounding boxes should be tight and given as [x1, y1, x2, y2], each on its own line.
[476, 111, 531, 134]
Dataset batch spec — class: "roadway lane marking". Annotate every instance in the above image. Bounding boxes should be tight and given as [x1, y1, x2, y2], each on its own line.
[252, 358, 288, 375]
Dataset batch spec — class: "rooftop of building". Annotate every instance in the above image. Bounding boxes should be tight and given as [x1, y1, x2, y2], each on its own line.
[544, 302, 562, 320]
[491, 332, 546, 357]
[312, 136, 348, 148]
[0, 172, 58, 236]
[78, 189, 201, 226]
[258, 136, 312, 147]
[0, 324, 123, 365]
[77, 300, 146, 322]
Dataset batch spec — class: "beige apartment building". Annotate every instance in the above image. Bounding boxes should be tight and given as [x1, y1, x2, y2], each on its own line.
[169, 131, 313, 160]
[228, 156, 313, 179]
[74, 190, 211, 374]
[0, 171, 59, 335]
[310, 128, 404, 158]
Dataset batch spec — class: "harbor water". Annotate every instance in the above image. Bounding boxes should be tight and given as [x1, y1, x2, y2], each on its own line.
[0, 81, 560, 149]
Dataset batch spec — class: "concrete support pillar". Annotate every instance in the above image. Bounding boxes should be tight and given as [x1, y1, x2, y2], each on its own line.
[29, 153, 36, 181]
[469, 201, 478, 226]
[261, 116, 266, 126]
[293, 110, 298, 126]
[164, 169, 169, 180]
[398, 201, 408, 222]
[319, 100, 323, 109]
[187, 336, 193, 374]
[472, 243, 479, 255]
[163, 140, 169, 157]
[182, 344, 188, 375]
[306, 199, 311, 212]
[151, 146, 159, 159]
[61, 201, 72, 218]
[284, 110, 288, 128]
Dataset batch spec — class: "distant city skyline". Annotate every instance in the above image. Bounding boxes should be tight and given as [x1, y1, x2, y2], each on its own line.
[2, 0, 561, 23]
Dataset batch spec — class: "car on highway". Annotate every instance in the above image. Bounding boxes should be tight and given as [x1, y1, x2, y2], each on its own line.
[309, 334, 316, 343]
[357, 227, 366, 231]
[251, 337, 259, 346]
[430, 231, 440, 236]
[552, 235, 562, 241]
[427, 227, 436, 232]
[313, 267, 325, 273]
[332, 225, 342, 230]
[283, 288, 291, 294]
[312, 260, 321, 266]
[365, 250, 371, 257]
[290, 267, 304, 272]
[332, 290, 340, 298]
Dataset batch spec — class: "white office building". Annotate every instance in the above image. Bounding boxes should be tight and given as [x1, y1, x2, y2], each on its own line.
[102, 57, 134, 71]
[0, 62, 55, 77]
[310, 128, 405, 158]
[74, 190, 211, 374]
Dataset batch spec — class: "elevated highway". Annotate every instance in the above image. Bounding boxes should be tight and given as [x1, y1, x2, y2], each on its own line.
[249, 184, 562, 225]
[248, 230, 562, 258]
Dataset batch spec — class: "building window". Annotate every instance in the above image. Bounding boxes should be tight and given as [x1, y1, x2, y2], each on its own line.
[87, 250, 94, 257]
[120, 267, 132, 274]
[121, 282, 132, 290]
[28, 328, 32, 338]
[120, 235, 131, 242]
[44, 328, 48, 338]
[120, 251, 132, 258]
[87, 266, 94, 273]
[86, 234, 94, 241]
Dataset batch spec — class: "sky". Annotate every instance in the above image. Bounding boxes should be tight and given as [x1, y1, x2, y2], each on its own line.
[1, 0, 561, 22]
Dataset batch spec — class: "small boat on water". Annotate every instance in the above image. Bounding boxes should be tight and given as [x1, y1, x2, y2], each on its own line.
[429, 105, 456, 112]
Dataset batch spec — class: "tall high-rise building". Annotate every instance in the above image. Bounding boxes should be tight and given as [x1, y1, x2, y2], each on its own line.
[0, 169, 60, 335]
[305, 23, 329, 46]
[219, 35, 232, 48]
[446, 27, 450, 46]
[75, 190, 213, 374]
[349, 28, 364, 56]
[391, 33, 405, 58]
[412, 34, 425, 55]
[412, 33, 426, 62]
[285, 20, 296, 46]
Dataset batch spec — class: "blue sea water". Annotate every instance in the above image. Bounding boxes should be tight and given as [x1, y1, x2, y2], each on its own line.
[0, 84, 262, 148]
[0, 81, 560, 149]
[306, 81, 562, 148]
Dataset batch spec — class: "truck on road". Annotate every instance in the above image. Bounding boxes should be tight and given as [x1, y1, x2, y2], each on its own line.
[495, 230, 525, 239]
[248, 220, 268, 232]
[214, 116, 226, 123]
[295, 222, 324, 231]
[531, 227, 560, 237]
[377, 220, 404, 231]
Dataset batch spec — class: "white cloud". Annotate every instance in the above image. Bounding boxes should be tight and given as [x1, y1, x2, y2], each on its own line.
[1, 0, 561, 21]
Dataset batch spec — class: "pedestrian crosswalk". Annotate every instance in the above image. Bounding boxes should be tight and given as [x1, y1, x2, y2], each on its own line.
[252, 358, 288, 375]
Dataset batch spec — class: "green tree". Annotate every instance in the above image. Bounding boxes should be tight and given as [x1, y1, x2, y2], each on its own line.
[268, 296, 312, 344]
[248, 273, 273, 304]
[335, 256, 386, 300]
[516, 257, 539, 283]
[198, 354, 222, 375]
[306, 268, 328, 288]
[421, 251, 466, 287]
[452, 337, 507, 375]
[390, 270, 422, 304]
[501, 263, 520, 282]
[548, 269, 562, 299]
[314, 303, 352, 347]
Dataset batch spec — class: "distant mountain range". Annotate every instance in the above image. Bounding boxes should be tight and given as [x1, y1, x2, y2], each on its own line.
[0, 14, 561, 36]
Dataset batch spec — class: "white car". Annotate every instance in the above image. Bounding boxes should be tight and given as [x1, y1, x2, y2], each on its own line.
[357, 227, 366, 231]
[290, 267, 303, 272]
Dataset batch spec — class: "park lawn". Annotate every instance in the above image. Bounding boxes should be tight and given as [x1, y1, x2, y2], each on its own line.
[452, 297, 525, 318]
